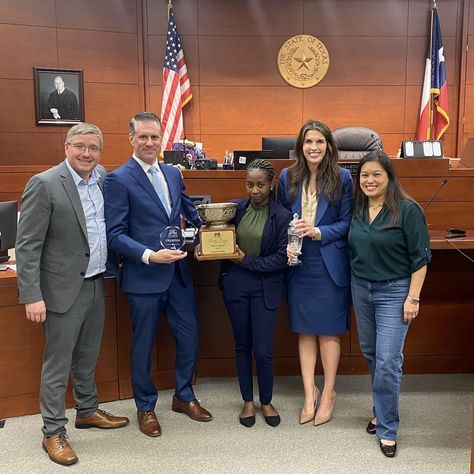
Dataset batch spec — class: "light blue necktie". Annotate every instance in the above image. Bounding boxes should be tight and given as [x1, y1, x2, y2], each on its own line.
[149, 166, 171, 216]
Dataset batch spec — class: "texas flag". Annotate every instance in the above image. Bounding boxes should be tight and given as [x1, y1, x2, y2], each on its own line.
[416, 7, 450, 141]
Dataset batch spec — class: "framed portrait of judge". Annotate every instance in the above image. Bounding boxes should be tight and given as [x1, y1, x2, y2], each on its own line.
[34, 67, 85, 125]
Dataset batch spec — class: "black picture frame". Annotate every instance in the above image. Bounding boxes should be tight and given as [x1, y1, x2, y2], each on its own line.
[33, 67, 85, 125]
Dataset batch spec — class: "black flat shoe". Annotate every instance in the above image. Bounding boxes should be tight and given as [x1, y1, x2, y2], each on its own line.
[366, 420, 376, 435]
[379, 440, 397, 458]
[239, 415, 255, 428]
[264, 414, 281, 427]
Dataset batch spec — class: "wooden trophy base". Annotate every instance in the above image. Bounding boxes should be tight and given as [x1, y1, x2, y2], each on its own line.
[196, 224, 239, 261]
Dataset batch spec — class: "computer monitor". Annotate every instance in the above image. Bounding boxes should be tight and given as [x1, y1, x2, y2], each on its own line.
[0, 201, 18, 263]
[233, 150, 272, 170]
[261, 136, 296, 159]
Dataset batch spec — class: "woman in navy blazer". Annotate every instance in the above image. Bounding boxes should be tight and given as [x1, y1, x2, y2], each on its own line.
[220, 159, 292, 428]
[278, 119, 353, 426]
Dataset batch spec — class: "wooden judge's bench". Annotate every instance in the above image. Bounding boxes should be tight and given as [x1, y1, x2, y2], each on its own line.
[0, 158, 473, 421]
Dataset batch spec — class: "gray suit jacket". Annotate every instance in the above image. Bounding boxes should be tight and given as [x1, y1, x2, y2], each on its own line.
[16, 160, 106, 314]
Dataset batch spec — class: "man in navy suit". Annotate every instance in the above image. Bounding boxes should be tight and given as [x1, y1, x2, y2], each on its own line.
[104, 112, 212, 437]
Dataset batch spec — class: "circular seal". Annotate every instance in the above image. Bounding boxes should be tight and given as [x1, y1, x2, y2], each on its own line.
[277, 35, 330, 88]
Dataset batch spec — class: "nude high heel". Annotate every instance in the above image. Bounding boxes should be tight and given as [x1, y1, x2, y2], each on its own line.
[299, 386, 320, 424]
[314, 392, 336, 426]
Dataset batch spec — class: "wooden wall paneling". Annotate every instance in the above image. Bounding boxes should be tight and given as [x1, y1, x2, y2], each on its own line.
[55, 0, 138, 33]
[0, 25, 57, 79]
[181, 87, 201, 139]
[0, 277, 119, 418]
[200, 86, 303, 135]
[378, 134, 409, 157]
[100, 133, 135, 168]
[0, 79, 53, 132]
[0, 0, 56, 27]
[146, 34, 166, 87]
[455, 1, 470, 157]
[148, 85, 165, 118]
[146, 0, 198, 36]
[182, 171, 247, 202]
[199, 36, 286, 86]
[463, 84, 474, 131]
[317, 37, 407, 86]
[57, 30, 140, 85]
[0, 303, 43, 402]
[400, 176, 474, 201]
[116, 288, 135, 398]
[408, 0, 460, 37]
[304, 0, 408, 37]
[303, 85, 405, 132]
[0, 132, 64, 167]
[198, 0, 303, 36]
[83, 83, 142, 134]
[194, 286, 235, 358]
[405, 303, 474, 355]
[424, 202, 474, 228]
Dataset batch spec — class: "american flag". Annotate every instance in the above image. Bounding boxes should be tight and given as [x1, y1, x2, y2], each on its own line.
[416, 7, 449, 141]
[160, 7, 192, 152]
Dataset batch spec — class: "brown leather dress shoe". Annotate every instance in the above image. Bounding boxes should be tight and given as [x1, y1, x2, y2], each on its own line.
[42, 434, 78, 466]
[75, 409, 129, 429]
[172, 395, 213, 422]
[137, 410, 162, 437]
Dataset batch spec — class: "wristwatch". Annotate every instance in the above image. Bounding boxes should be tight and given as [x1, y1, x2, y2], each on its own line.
[407, 296, 420, 304]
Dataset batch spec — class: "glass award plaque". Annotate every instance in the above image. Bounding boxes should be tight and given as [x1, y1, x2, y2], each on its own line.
[160, 226, 185, 250]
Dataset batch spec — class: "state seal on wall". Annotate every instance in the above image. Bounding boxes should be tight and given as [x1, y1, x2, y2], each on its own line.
[277, 35, 330, 89]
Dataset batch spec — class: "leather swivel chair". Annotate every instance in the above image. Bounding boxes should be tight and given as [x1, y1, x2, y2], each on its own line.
[332, 126, 382, 160]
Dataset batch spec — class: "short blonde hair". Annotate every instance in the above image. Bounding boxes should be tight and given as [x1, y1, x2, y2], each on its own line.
[65, 122, 103, 149]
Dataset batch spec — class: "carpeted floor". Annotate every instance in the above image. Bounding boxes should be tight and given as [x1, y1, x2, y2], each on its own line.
[0, 374, 472, 473]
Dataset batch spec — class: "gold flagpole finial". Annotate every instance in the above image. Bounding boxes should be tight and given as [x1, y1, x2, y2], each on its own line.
[167, 0, 172, 19]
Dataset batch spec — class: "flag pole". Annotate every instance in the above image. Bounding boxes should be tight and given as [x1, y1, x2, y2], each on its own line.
[428, 1, 436, 139]
[168, 0, 173, 20]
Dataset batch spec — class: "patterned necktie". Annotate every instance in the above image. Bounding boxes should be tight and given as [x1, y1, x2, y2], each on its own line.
[149, 166, 171, 216]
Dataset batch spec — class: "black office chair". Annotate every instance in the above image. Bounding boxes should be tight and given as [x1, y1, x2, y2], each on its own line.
[332, 126, 382, 160]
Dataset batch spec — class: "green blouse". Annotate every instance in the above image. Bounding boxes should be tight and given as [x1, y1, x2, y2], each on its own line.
[236, 203, 268, 257]
[348, 199, 431, 281]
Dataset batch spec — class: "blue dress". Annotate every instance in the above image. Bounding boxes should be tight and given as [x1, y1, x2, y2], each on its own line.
[277, 167, 353, 336]
[287, 238, 350, 335]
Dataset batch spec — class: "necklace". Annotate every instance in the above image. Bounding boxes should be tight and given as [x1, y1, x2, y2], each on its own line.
[369, 203, 384, 210]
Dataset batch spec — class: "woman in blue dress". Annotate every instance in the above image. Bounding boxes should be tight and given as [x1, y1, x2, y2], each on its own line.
[278, 119, 353, 426]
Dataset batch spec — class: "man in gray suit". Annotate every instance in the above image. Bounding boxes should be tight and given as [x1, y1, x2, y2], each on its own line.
[15, 123, 129, 466]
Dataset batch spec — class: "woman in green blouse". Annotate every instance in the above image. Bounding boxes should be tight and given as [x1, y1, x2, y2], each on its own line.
[348, 150, 431, 458]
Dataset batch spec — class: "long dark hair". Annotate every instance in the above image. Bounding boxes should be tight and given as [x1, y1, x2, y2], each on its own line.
[354, 150, 422, 225]
[287, 119, 341, 204]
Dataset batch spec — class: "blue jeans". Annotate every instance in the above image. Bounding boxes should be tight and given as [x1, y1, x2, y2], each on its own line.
[351, 275, 410, 441]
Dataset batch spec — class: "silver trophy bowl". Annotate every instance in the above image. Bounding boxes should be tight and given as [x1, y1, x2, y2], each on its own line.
[196, 202, 238, 227]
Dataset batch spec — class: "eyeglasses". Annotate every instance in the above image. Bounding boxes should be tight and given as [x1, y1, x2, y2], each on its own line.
[68, 143, 101, 154]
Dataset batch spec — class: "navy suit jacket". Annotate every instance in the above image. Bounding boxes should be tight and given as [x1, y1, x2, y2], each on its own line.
[104, 158, 200, 294]
[220, 198, 292, 310]
[277, 166, 353, 287]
